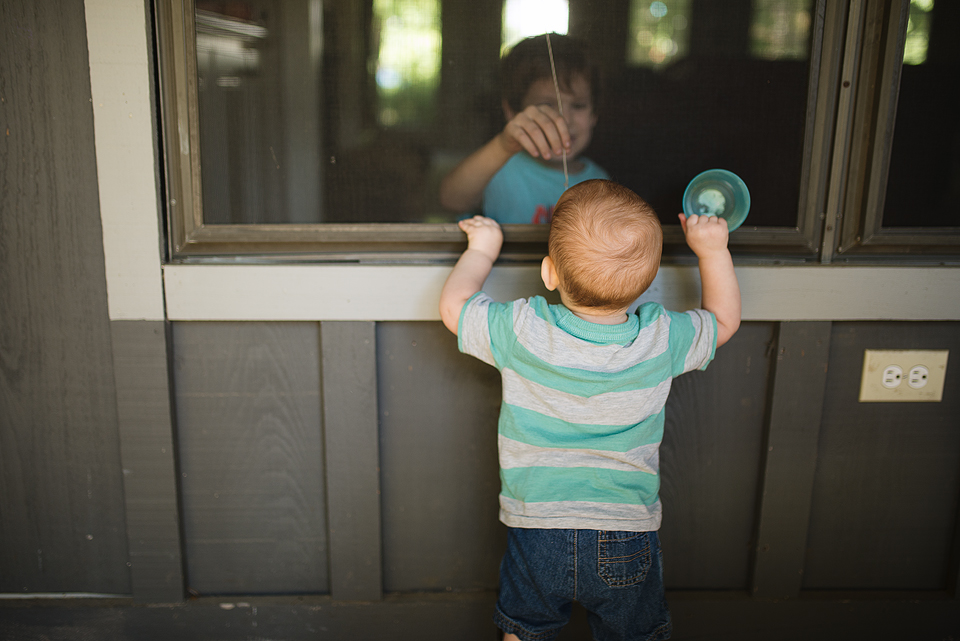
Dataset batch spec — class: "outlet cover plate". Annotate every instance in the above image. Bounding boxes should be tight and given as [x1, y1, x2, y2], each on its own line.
[859, 349, 949, 402]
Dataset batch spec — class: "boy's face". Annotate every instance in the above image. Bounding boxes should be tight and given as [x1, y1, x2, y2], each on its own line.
[517, 74, 597, 162]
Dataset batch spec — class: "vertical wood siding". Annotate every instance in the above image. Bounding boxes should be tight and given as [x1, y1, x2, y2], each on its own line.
[111, 321, 183, 602]
[0, 0, 130, 594]
[377, 322, 505, 592]
[660, 323, 775, 589]
[172, 322, 328, 594]
[804, 322, 960, 590]
[164, 319, 960, 597]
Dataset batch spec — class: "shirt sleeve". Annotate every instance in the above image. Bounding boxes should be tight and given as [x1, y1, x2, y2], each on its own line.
[667, 308, 717, 376]
[457, 292, 497, 367]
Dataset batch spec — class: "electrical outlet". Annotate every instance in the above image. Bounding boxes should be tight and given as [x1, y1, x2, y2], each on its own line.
[881, 365, 903, 388]
[907, 365, 929, 389]
[859, 350, 949, 402]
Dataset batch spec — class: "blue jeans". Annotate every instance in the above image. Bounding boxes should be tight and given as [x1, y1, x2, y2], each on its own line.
[495, 528, 671, 641]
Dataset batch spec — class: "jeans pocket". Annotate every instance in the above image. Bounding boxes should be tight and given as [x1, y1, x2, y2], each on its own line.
[596, 531, 653, 588]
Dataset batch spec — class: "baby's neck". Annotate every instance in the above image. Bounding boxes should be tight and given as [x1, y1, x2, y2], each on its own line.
[570, 308, 629, 325]
[557, 291, 629, 325]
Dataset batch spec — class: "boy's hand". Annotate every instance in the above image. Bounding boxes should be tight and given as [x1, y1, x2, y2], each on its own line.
[678, 213, 729, 257]
[499, 105, 570, 161]
[439, 106, 570, 212]
[458, 215, 503, 262]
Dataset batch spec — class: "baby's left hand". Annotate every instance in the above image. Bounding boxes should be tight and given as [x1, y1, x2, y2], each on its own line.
[678, 213, 729, 259]
[459, 215, 503, 262]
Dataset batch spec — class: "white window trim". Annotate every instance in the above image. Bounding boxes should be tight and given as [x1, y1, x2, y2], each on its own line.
[86, 0, 165, 321]
[162, 264, 960, 322]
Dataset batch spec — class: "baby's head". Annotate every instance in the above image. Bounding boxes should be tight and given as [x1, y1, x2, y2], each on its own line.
[546, 180, 662, 313]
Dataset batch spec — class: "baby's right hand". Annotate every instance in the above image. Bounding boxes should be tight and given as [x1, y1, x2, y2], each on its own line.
[499, 105, 570, 161]
[458, 215, 503, 262]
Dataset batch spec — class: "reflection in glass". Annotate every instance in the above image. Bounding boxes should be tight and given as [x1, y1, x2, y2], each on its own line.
[750, 0, 812, 61]
[373, 0, 442, 127]
[599, 1, 814, 229]
[903, 0, 934, 65]
[195, 1, 323, 225]
[196, 9, 267, 79]
[628, 0, 690, 68]
[502, 0, 569, 52]
[190, 0, 819, 231]
[195, 5, 272, 222]
[882, 0, 958, 228]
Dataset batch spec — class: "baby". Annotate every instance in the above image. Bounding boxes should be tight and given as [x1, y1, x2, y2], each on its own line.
[439, 179, 741, 641]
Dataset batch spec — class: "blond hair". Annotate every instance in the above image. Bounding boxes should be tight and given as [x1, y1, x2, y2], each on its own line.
[548, 180, 662, 312]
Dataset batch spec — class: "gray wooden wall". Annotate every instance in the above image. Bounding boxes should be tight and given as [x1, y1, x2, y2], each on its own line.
[1, 0, 131, 596]
[162, 320, 960, 599]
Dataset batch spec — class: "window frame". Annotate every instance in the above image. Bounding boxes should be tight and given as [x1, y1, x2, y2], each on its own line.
[824, 0, 960, 261]
[154, 0, 956, 264]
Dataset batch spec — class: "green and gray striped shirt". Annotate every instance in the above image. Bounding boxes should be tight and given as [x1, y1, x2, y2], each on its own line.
[459, 293, 716, 532]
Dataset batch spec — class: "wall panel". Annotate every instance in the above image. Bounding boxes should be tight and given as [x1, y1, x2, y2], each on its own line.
[172, 322, 328, 594]
[0, 0, 130, 594]
[111, 320, 183, 602]
[660, 322, 776, 589]
[377, 322, 505, 592]
[804, 322, 960, 590]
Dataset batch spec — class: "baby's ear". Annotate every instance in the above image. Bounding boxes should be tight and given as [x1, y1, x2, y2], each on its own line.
[541, 256, 559, 291]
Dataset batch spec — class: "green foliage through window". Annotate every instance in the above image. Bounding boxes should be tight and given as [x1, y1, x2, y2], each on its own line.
[750, 0, 812, 61]
[903, 0, 934, 65]
[373, 0, 442, 127]
[628, 0, 690, 68]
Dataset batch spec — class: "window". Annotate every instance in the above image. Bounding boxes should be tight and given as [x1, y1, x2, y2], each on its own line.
[751, 0, 813, 61]
[502, 0, 569, 52]
[828, 0, 960, 259]
[154, 0, 959, 261]
[373, 0, 442, 128]
[628, 0, 691, 69]
[610, 0, 822, 256]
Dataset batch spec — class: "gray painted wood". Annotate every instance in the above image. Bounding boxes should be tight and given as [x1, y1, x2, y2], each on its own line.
[173, 322, 328, 595]
[320, 322, 383, 601]
[659, 323, 775, 589]
[377, 323, 504, 592]
[953, 498, 960, 599]
[2, 593, 959, 641]
[111, 321, 184, 602]
[0, 0, 130, 594]
[804, 322, 960, 590]
[751, 321, 832, 599]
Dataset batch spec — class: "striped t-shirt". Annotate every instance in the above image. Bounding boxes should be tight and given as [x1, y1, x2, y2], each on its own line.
[458, 292, 716, 532]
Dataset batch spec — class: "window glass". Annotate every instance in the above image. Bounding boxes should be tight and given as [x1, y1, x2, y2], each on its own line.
[881, 0, 958, 228]
[189, 0, 819, 230]
[595, 0, 815, 228]
[902, 0, 933, 65]
[628, 1, 691, 69]
[502, 0, 569, 53]
[196, 1, 323, 224]
[373, 0, 442, 128]
[750, 0, 813, 61]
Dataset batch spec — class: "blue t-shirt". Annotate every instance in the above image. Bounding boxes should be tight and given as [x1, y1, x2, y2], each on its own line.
[482, 153, 609, 224]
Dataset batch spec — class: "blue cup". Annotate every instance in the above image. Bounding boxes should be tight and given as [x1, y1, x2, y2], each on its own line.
[682, 169, 751, 231]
